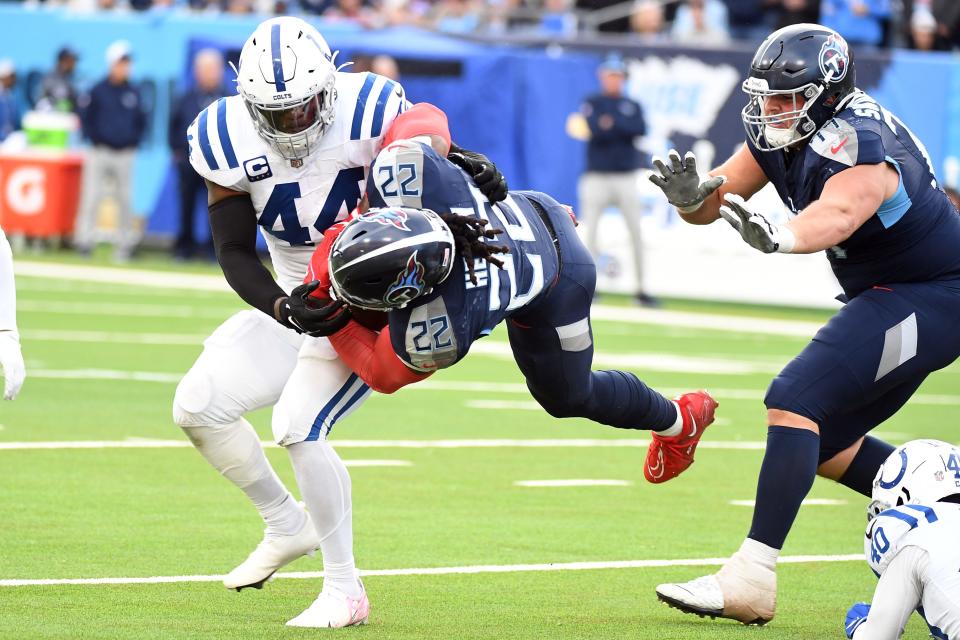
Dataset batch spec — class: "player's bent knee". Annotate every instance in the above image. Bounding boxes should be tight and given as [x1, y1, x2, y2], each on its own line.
[765, 408, 819, 433]
[173, 369, 239, 428]
[530, 387, 590, 419]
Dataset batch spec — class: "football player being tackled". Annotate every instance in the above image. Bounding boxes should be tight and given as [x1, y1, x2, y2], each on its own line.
[649, 24, 960, 625]
[177, 16, 509, 628]
[291, 101, 719, 495]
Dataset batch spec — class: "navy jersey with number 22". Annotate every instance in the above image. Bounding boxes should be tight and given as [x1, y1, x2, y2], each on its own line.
[365, 139, 562, 372]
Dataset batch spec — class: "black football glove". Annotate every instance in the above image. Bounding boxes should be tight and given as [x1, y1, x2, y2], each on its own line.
[278, 281, 353, 337]
[448, 142, 508, 203]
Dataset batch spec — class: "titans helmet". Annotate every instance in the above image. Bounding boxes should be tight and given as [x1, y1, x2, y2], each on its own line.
[742, 23, 857, 151]
[236, 17, 338, 160]
[328, 207, 456, 311]
[867, 439, 960, 521]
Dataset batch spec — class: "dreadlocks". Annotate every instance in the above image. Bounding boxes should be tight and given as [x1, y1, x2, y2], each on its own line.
[438, 212, 510, 285]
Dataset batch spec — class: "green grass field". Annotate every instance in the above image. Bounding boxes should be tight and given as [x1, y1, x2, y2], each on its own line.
[2, 256, 951, 639]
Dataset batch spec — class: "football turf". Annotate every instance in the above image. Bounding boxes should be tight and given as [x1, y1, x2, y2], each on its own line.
[2, 258, 950, 638]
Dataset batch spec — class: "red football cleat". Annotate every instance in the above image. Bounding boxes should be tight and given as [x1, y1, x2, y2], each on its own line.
[644, 391, 719, 484]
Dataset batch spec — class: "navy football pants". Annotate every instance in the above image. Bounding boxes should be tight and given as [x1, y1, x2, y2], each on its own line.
[765, 281, 960, 463]
[506, 200, 673, 431]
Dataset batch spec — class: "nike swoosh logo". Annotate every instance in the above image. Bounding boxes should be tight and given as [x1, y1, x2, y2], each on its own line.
[647, 450, 665, 480]
[831, 136, 849, 154]
[688, 413, 698, 439]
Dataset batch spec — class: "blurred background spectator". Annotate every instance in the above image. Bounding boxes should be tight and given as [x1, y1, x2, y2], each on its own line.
[671, 0, 730, 44]
[75, 40, 145, 262]
[577, 55, 657, 307]
[37, 47, 79, 113]
[0, 60, 21, 143]
[910, 6, 937, 50]
[820, 0, 890, 46]
[722, 0, 775, 44]
[630, 0, 666, 40]
[777, 0, 820, 28]
[168, 48, 228, 261]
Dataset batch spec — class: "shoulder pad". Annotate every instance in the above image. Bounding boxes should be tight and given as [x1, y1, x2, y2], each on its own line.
[368, 139, 437, 209]
[810, 118, 870, 167]
[393, 296, 459, 372]
[339, 72, 408, 143]
[187, 97, 248, 191]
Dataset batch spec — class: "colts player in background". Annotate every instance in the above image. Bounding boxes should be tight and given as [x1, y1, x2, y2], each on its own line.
[177, 16, 505, 628]
[649, 24, 960, 625]
[300, 103, 720, 488]
[0, 224, 25, 400]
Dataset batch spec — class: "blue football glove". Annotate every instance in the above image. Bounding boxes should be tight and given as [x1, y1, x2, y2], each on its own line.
[845, 602, 871, 639]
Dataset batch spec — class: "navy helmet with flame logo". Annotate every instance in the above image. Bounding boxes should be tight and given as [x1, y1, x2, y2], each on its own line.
[328, 207, 455, 311]
[742, 23, 857, 151]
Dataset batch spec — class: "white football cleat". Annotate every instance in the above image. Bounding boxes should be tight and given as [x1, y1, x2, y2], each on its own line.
[223, 514, 321, 591]
[656, 552, 776, 625]
[286, 580, 370, 628]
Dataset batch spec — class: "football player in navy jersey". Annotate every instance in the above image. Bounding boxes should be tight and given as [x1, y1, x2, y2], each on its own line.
[650, 24, 960, 625]
[301, 103, 719, 485]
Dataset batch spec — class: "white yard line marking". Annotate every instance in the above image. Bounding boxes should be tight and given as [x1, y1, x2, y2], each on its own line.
[469, 341, 784, 375]
[18, 300, 235, 320]
[0, 438, 769, 451]
[729, 499, 849, 507]
[15, 260, 825, 337]
[514, 479, 632, 487]
[14, 261, 233, 292]
[0, 554, 863, 587]
[27, 369, 960, 408]
[22, 330, 209, 346]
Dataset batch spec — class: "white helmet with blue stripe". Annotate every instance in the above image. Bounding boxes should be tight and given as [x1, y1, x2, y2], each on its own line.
[236, 16, 337, 160]
[868, 439, 960, 521]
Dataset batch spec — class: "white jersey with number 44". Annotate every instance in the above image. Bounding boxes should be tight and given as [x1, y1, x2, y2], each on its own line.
[187, 71, 408, 291]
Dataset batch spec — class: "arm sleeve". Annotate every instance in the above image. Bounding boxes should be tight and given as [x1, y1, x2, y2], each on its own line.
[853, 547, 926, 640]
[209, 195, 287, 317]
[328, 321, 432, 394]
[0, 227, 17, 333]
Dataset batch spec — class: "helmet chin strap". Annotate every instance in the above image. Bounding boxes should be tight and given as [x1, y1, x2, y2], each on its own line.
[763, 122, 801, 148]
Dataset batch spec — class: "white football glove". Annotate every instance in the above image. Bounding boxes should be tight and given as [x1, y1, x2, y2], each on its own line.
[719, 194, 796, 254]
[0, 330, 25, 400]
[649, 149, 726, 214]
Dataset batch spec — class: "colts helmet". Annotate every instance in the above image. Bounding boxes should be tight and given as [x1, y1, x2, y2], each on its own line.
[742, 23, 856, 151]
[236, 17, 337, 160]
[329, 207, 456, 311]
[867, 439, 960, 521]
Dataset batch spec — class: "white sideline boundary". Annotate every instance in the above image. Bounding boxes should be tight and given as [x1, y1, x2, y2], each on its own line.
[0, 554, 863, 587]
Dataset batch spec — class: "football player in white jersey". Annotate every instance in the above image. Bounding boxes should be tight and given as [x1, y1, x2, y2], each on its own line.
[845, 440, 960, 640]
[178, 16, 506, 628]
[0, 225, 25, 400]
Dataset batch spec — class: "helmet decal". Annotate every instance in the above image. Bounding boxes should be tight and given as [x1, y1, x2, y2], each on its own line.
[364, 208, 412, 232]
[384, 251, 426, 306]
[819, 34, 849, 83]
[877, 448, 908, 490]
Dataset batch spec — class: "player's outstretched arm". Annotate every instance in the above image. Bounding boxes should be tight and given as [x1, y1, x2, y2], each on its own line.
[0, 227, 25, 400]
[649, 144, 767, 225]
[782, 162, 892, 254]
[845, 547, 924, 640]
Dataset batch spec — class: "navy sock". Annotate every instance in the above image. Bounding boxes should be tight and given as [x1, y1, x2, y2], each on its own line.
[589, 370, 677, 431]
[748, 426, 820, 550]
[837, 436, 896, 497]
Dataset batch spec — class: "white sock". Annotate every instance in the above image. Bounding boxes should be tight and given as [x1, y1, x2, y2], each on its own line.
[737, 538, 780, 571]
[654, 401, 684, 437]
[287, 440, 362, 598]
[181, 419, 305, 536]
